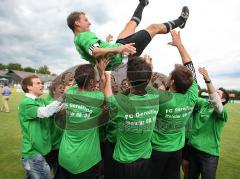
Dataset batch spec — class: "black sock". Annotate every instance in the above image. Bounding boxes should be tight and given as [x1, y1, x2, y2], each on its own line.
[163, 16, 184, 33]
[131, 3, 146, 25]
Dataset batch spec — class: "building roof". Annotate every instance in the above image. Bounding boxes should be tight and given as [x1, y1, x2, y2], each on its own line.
[7, 70, 56, 82]
[0, 70, 11, 78]
[0, 70, 8, 76]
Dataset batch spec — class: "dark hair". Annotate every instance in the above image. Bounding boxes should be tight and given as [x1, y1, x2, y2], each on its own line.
[4, 83, 8, 86]
[67, 11, 85, 32]
[74, 64, 95, 89]
[21, 75, 39, 93]
[171, 64, 194, 94]
[127, 57, 152, 93]
[219, 87, 229, 105]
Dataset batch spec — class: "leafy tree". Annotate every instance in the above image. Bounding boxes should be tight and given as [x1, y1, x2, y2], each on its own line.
[7, 63, 22, 71]
[37, 65, 51, 74]
[23, 67, 36, 73]
[0, 63, 6, 70]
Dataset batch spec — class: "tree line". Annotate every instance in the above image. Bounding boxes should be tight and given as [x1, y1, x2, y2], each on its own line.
[0, 63, 56, 75]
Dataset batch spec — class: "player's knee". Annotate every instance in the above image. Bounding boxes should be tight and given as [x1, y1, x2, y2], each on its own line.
[146, 24, 166, 37]
[148, 24, 159, 32]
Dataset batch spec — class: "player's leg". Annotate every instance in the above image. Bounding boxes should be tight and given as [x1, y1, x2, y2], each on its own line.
[117, 0, 149, 40]
[162, 149, 182, 179]
[145, 6, 189, 38]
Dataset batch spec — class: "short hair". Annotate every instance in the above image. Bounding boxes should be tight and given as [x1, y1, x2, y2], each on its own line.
[48, 79, 64, 97]
[61, 71, 74, 85]
[171, 64, 194, 94]
[61, 71, 73, 81]
[127, 57, 152, 92]
[74, 64, 95, 89]
[21, 75, 39, 93]
[219, 87, 229, 105]
[67, 11, 85, 32]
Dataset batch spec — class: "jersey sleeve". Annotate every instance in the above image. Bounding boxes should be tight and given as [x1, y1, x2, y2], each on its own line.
[107, 94, 134, 122]
[184, 61, 197, 82]
[106, 95, 121, 122]
[216, 106, 228, 122]
[185, 81, 198, 103]
[146, 85, 172, 104]
[75, 32, 100, 56]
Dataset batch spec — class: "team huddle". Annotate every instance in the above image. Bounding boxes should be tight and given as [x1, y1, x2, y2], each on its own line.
[18, 1, 229, 179]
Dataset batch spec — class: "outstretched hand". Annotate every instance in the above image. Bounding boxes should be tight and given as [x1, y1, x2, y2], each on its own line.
[168, 30, 182, 47]
[106, 34, 113, 42]
[144, 54, 153, 67]
[198, 67, 210, 81]
[96, 58, 109, 73]
[118, 43, 136, 56]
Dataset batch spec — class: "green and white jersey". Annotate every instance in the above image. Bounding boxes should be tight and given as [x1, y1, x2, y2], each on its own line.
[18, 94, 51, 159]
[59, 85, 104, 174]
[45, 95, 63, 150]
[151, 81, 198, 152]
[188, 98, 228, 156]
[74, 31, 123, 71]
[107, 92, 159, 163]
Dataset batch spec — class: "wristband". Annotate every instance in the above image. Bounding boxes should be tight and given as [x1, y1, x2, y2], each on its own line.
[205, 80, 211, 84]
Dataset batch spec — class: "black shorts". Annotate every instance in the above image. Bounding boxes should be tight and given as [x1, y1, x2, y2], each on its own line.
[151, 149, 182, 179]
[182, 139, 190, 161]
[116, 30, 152, 57]
[113, 158, 151, 179]
[104, 140, 116, 179]
[55, 162, 101, 179]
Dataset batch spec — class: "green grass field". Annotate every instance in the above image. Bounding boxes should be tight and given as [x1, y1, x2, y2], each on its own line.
[0, 93, 239, 179]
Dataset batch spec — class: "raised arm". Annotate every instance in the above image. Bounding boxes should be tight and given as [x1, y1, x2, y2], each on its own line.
[168, 30, 191, 64]
[104, 71, 113, 98]
[96, 59, 109, 90]
[198, 67, 223, 113]
[168, 30, 196, 81]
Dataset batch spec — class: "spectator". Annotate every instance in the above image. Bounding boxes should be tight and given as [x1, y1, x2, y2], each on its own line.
[1, 82, 11, 113]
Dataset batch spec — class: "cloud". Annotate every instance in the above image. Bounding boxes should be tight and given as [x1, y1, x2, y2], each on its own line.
[0, 0, 110, 73]
[0, 0, 239, 89]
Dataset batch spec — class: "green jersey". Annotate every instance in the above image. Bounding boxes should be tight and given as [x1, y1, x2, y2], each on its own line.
[151, 81, 198, 152]
[188, 98, 228, 156]
[18, 95, 51, 158]
[106, 119, 118, 143]
[185, 113, 193, 139]
[74, 31, 123, 70]
[59, 85, 104, 174]
[107, 92, 159, 163]
[45, 95, 63, 150]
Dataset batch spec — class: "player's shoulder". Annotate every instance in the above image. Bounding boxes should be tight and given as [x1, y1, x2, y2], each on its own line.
[75, 31, 97, 39]
[19, 96, 37, 108]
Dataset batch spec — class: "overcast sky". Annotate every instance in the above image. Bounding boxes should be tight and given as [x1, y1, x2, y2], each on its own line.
[0, 0, 240, 89]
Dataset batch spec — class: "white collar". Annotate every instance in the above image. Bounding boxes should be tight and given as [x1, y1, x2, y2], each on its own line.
[25, 93, 37, 100]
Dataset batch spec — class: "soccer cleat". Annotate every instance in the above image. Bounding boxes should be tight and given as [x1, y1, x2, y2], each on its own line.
[139, 0, 149, 6]
[179, 6, 189, 29]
